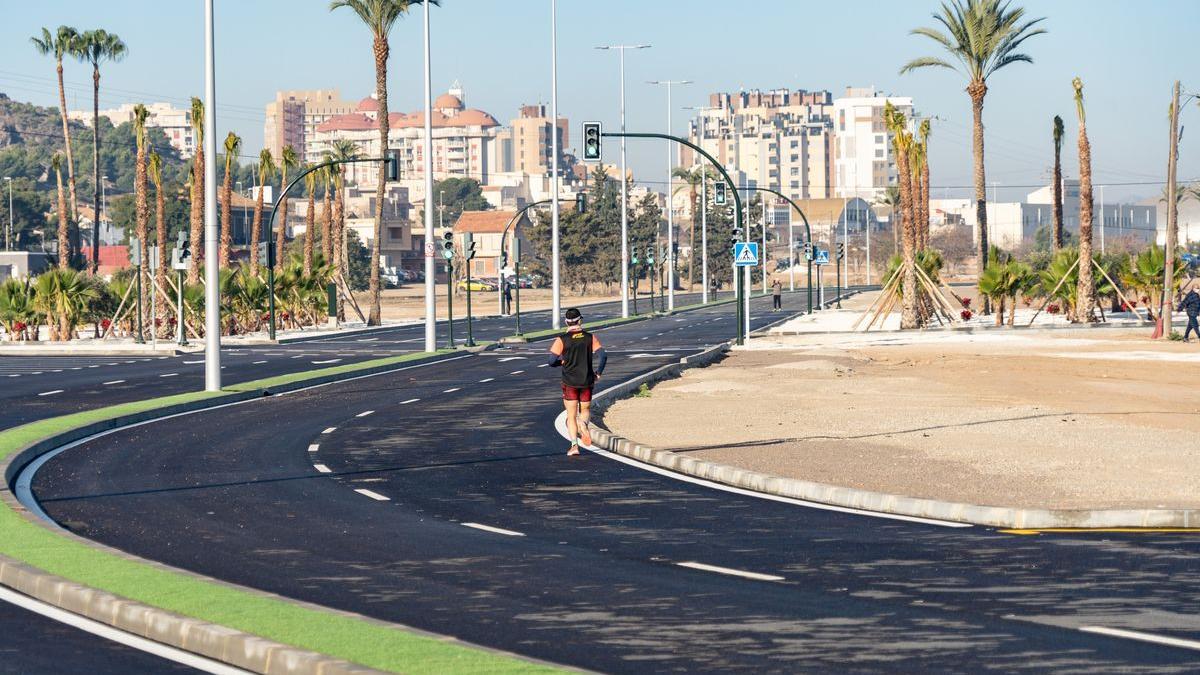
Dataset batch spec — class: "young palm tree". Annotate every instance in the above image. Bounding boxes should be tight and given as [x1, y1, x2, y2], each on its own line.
[303, 166, 317, 276]
[250, 149, 276, 275]
[917, 119, 932, 249]
[72, 29, 126, 271]
[320, 165, 334, 261]
[1072, 78, 1097, 323]
[34, 267, 97, 341]
[873, 185, 902, 256]
[133, 104, 150, 328]
[276, 145, 298, 272]
[901, 0, 1046, 292]
[1052, 115, 1064, 250]
[50, 153, 70, 270]
[188, 97, 205, 283]
[885, 104, 920, 329]
[31, 26, 81, 225]
[219, 132, 242, 267]
[330, 0, 430, 325]
[671, 166, 703, 290]
[149, 150, 166, 319]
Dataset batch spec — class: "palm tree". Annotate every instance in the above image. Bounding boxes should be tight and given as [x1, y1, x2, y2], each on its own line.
[330, 0, 430, 325]
[0, 278, 39, 341]
[276, 145, 298, 272]
[188, 97, 205, 283]
[149, 150, 166, 320]
[917, 119, 931, 249]
[250, 149, 276, 275]
[133, 104, 150, 329]
[219, 132, 242, 267]
[320, 165, 334, 262]
[303, 166, 317, 276]
[885, 104, 919, 329]
[31, 27, 81, 228]
[1052, 115, 1064, 250]
[901, 0, 1046, 293]
[326, 140, 358, 321]
[50, 153, 70, 270]
[671, 166, 704, 290]
[34, 268, 96, 341]
[1072, 78, 1097, 323]
[873, 186, 902, 256]
[72, 29, 126, 272]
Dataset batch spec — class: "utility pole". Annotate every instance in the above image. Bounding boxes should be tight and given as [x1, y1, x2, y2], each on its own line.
[1161, 80, 1181, 338]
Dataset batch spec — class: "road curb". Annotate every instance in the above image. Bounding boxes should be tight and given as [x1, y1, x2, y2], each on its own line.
[589, 341, 1200, 530]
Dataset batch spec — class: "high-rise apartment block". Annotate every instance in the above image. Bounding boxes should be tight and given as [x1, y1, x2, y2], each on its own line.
[832, 87, 914, 200]
[263, 89, 356, 163]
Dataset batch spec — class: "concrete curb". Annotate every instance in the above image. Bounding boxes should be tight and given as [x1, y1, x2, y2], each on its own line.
[590, 341, 1200, 530]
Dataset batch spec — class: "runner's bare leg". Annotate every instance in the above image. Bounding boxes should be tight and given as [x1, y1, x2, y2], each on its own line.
[564, 399, 580, 455]
[578, 401, 592, 446]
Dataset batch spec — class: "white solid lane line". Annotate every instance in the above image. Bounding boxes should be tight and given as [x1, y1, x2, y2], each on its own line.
[355, 488, 390, 501]
[0, 586, 247, 675]
[498, 356, 526, 362]
[443, 387, 461, 393]
[479, 377, 494, 383]
[400, 398, 420, 405]
[322, 427, 337, 434]
[676, 561, 784, 582]
[103, 380, 125, 386]
[307, 444, 320, 453]
[6, 374, 18, 378]
[37, 390, 63, 396]
[313, 464, 332, 473]
[1079, 626, 1200, 652]
[159, 373, 179, 378]
[462, 522, 525, 537]
[356, 337, 379, 342]
[183, 360, 203, 364]
[356, 410, 375, 418]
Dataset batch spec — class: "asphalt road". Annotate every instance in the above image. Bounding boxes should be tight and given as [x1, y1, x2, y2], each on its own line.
[28, 290, 1200, 672]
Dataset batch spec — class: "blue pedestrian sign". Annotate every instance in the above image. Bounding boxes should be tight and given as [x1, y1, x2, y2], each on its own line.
[733, 242, 759, 267]
[813, 247, 830, 265]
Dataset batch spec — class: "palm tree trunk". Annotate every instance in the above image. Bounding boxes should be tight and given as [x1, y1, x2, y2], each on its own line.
[55, 170, 69, 270]
[250, 189, 264, 275]
[135, 143, 149, 332]
[1075, 120, 1097, 322]
[304, 194, 315, 277]
[188, 151, 204, 283]
[276, 167, 288, 272]
[368, 36, 389, 326]
[219, 174, 232, 267]
[687, 184, 697, 290]
[897, 151, 919, 330]
[1053, 148, 1063, 250]
[336, 182, 347, 322]
[155, 183, 166, 323]
[920, 160, 930, 249]
[55, 61, 79, 257]
[969, 81, 990, 314]
[91, 67, 102, 272]
[321, 187, 332, 261]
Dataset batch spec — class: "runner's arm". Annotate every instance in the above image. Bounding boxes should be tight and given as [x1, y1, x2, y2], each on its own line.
[547, 337, 564, 367]
[592, 335, 606, 376]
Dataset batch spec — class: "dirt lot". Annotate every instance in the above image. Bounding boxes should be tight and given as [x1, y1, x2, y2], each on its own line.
[604, 330, 1200, 510]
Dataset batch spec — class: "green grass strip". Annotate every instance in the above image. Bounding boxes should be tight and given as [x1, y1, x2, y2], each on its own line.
[0, 350, 558, 674]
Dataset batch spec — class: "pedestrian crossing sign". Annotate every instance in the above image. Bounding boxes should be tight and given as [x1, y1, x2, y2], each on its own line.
[733, 242, 759, 267]
[814, 248, 830, 265]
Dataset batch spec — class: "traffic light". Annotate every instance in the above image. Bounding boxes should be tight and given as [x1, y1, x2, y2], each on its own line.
[464, 232, 477, 260]
[385, 149, 400, 181]
[257, 241, 268, 261]
[836, 242, 845, 260]
[646, 244, 655, 265]
[575, 192, 587, 214]
[441, 230, 455, 260]
[513, 239, 521, 264]
[582, 122, 602, 162]
[803, 241, 813, 261]
[176, 231, 190, 261]
[730, 224, 743, 246]
[713, 181, 727, 205]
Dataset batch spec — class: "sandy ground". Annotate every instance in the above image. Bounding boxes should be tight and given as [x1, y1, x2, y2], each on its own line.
[604, 328, 1200, 510]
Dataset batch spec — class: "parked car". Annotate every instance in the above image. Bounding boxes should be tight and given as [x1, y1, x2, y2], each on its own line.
[457, 279, 497, 292]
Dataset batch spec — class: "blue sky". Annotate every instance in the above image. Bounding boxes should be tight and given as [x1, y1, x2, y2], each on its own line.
[3, 0, 1197, 203]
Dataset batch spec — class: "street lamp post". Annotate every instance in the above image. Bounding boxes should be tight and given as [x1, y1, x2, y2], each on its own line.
[3, 177, 12, 251]
[596, 44, 650, 320]
[550, 0, 561, 328]
[203, 0, 221, 391]
[683, 105, 723, 303]
[648, 79, 690, 312]
[422, 0, 437, 353]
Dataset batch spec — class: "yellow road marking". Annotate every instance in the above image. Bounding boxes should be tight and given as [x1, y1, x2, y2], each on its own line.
[999, 528, 1200, 535]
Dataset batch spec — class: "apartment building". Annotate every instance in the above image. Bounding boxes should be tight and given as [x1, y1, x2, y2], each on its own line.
[263, 89, 357, 162]
[832, 87, 915, 201]
[68, 102, 196, 157]
[490, 104, 569, 176]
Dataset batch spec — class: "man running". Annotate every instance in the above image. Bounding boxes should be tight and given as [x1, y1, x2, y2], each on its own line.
[548, 307, 607, 456]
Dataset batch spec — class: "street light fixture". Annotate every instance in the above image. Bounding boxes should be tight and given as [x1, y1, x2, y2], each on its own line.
[647, 79, 691, 313]
[596, 44, 650, 319]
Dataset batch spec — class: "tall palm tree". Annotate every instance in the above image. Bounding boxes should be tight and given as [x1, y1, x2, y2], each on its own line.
[330, 0, 431, 325]
[50, 153, 69, 270]
[250, 149, 276, 275]
[133, 104, 150, 328]
[671, 166, 704, 290]
[219, 131, 242, 267]
[901, 0, 1046, 292]
[72, 29, 126, 272]
[276, 145, 298, 272]
[149, 150, 166, 318]
[188, 97, 205, 283]
[303, 166, 317, 276]
[909, 140, 926, 251]
[873, 185, 902, 256]
[1052, 115, 1064, 250]
[885, 104, 920, 329]
[31, 27, 81, 228]
[1072, 78, 1096, 323]
[917, 119, 931, 249]
[320, 165, 334, 261]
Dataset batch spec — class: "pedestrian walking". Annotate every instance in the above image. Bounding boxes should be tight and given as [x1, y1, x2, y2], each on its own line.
[547, 308, 607, 456]
[502, 276, 514, 316]
[771, 279, 783, 311]
[1182, 288, 1200, 342]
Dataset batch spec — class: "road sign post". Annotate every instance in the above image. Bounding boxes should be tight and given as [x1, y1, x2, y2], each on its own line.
[836, 242, 845, 309]
[464, 232, 476, 347]
[130, 237, 144, 344]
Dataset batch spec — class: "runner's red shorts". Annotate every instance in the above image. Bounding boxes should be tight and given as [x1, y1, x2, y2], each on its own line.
[561, 385, 593, 402]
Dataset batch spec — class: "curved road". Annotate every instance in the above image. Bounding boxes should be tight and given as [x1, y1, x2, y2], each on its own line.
[30, 291, 1200, 672]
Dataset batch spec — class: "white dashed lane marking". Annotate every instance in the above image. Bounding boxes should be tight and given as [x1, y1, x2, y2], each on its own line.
[322, 427, 337, 434]
[37, 390, 63, 397]
[354, 489, 390, 501]
[462, 523, 525, 537]
[313, 464, 332, 473]
[479, 378, 494, 383]
[356, 410, 374, 418]
[307, 444, 320, 453]
[253, 360, 267, 364]
[400, 398, 420, 405]
[510, 370, 524, 375]
[159, 373, 179, 378]
[183, 360, 203, 364]
[103, 380, 125, 386]
[443, 387, 460, 393]
[675, 561, 784, 582]
[312, 359, 341, 364]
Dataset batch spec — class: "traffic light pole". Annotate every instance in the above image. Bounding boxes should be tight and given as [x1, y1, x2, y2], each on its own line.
[176, 268, 188, 346]
[464, 262, 475, 347]
[265, 155, 393, 341]
[134, 263, 144, 344]
[602, 131, 745, 344]
[445, 260, 455, 348]
[514, 259, 522, 336]
[836, 253, 842, 309]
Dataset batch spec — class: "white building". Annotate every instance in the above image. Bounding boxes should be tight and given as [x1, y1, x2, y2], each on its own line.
[832, 87, 914, 201]
[68, 102, 196, 157]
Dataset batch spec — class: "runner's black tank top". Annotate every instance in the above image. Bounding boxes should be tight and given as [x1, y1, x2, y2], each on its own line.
[559, 329, 595, 388]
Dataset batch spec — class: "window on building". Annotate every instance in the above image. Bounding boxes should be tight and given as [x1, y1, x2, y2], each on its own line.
[875, 149, 884, 158]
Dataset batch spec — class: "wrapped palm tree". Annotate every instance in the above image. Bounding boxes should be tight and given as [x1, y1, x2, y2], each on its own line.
[250, 149, 276, 275]
[188, 97, 205, 282]
[219, 131, 242, 267]
[1072, 78, 1097, 323]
